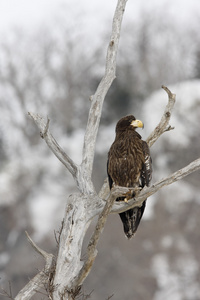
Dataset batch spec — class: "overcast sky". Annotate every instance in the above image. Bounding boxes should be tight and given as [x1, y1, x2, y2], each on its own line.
[0, 0, 200, 37]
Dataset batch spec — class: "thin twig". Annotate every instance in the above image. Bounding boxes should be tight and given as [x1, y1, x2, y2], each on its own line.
[0, 282, 14, 299]
[25, 231, 52, 260]
[15, 233, 54, 300]
[106, 294, 114, 300]
[40, 116, 50, 139]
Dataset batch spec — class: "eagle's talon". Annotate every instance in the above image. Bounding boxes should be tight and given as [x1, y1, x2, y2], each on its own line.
[134, 186, 142, 196]
[123, 190, 133, 201]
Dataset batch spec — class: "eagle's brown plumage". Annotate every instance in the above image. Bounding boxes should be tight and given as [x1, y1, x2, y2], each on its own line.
[107, 115, 152, 239]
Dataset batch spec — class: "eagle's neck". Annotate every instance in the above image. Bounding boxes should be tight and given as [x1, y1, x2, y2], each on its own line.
[116, 129, 142, 140]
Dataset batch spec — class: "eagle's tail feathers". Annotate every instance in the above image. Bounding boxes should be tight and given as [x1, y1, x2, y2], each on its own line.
[119, 200, 146, 239]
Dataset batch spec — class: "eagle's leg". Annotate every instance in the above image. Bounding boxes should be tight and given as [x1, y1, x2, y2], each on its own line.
[124, 190, 132, 203]
[124, 187, 142, 202]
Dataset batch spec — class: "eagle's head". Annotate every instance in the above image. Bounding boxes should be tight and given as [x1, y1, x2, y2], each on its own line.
[115, 115, 144, 133]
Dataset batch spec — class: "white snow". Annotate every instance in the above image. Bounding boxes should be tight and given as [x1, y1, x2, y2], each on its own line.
[61, 129, 85, 165]
[151, 253, 200, 300]
[28, 193, 65, 241]
[143, 80, 200, 148]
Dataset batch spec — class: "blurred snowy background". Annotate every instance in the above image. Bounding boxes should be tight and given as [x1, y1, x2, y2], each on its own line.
[0, 0, 200, 299]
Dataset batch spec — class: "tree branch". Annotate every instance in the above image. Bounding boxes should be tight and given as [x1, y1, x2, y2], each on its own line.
[146, 85, 176, 147]
[15, 232, 54, 300]
[52, 194, 94, 299]
[28, 112, 78, 178]
[81, 0, 128, 177]
[75, 187, 119, 287]
[109, 157, 200, 214]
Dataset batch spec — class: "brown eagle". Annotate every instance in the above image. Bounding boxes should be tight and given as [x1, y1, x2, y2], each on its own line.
[107, 115, 152, 239]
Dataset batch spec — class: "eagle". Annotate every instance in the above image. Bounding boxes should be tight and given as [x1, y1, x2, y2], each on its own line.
[107, 115, 152, 239]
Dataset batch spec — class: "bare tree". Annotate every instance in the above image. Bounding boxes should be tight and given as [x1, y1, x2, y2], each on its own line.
[12, 0, 200, 299]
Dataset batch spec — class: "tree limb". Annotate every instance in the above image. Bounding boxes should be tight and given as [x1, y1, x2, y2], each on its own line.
[74, 188, 119, 287]
[52, 194, 94, 300]
[28, 112, 78, 178]
[146, 85, 176, 147]
[109, 157, 200, 214]
[74, 1, 129, 282]
[81, 0, 128, 177]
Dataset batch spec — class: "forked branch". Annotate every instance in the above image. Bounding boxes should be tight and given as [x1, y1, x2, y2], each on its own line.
[28, 113, 78, 178]
[146, 85, 176, 147]
[110, 157, 200, 213]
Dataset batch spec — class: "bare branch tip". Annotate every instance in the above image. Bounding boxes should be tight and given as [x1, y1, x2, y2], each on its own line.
[162, 85, 176, 100]
[40, 116, 50, 139]
[27, 111, 34, 119]
[25, 230, 32, 243]
[162, 85, 171, 94]
[165, 125, 175, 132]
[25, 231, 53, 260]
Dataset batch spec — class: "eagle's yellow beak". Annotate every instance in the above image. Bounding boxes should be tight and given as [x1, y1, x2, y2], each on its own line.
[130, 119, 144, 128]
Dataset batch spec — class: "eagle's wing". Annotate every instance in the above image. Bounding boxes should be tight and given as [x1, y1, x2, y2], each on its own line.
[107, 158, 113, 190]
[120, 141, 152, 239]
[141, 141, 152, 187]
